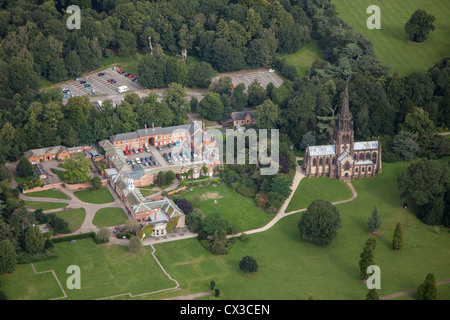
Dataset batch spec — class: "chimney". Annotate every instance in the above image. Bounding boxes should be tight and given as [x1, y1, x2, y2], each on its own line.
[145, 124, 147, 131]
[152, 123, 155, 129]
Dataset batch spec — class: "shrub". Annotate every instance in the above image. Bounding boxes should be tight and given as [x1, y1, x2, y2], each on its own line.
[239, 255, 258, 273]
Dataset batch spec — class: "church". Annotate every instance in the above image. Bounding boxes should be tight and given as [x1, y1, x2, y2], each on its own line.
[302, 81, 382, 180]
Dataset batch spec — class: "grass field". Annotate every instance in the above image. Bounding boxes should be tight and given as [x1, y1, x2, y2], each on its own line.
[139, 188, 158, 197]
[175, 185, 273, 233]
[152, 161, 450, 300]
[285, 177, 353, 213]
[52, 208, 86, 232]
[333, 0, 450, 75]
[24, 190, 71, 200]
[92, 207, 128, 227]
[279, 39, 323, 77]
[1, 238, 176, 300]
[23, 201, 69, 211]
[73, 187, 115, 204]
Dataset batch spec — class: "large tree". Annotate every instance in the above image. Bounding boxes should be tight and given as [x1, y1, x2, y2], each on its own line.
[367, 206, 382, 233]
[198, 92, 224, 121]
[16, 157, 34, 178]
[359, 237, 377, 280]
[417, 273, 437, 300]
[0, 240, 17, 274]
[23, 226, 45, 253]
[404, 9, 436, 42]
[398, 159, 450, 225]
[239, 255, 258, 273]
[255, 100, 279, 130]
[297, 199, 342, 246]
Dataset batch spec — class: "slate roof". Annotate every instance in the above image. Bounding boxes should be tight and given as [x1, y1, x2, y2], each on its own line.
[337, 152, 349, 162]
[354, 141, 379, 151]
[355, 160, 373, 165]
[308, 145, 336, 157]
[231, 110, 256, 121]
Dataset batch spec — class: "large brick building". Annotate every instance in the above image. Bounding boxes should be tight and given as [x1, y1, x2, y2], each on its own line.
[303, 81, 382, 180]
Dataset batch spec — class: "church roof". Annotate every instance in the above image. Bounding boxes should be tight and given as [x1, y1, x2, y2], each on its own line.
[337, 152, 349, 162]
[354, 141, 379, 151]
[308, 145, 336, 157]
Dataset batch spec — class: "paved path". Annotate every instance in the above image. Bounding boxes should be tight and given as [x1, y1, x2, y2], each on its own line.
[380, 278, 450, 300]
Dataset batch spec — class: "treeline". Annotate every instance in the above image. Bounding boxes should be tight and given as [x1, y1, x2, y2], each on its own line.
[0, 0, 312, 98]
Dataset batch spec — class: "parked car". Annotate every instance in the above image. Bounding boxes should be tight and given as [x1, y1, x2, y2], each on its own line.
[141, 158, 145, 163]
[149, 156, 155, 161]
[145, 147, 150, 152]
[98, 72, 105, 76]
[135, 157, 141, 164]
[157, 146, 163, 151]
[131, 159, 135, 165]
[174, 141, 180, 147]
[128, 74, 135, 78]
[124, 150, 129, 155]
[163, 153, 168, 158]
[80, 80, 86, 84]
[132, 78, 138, 83]
[84, 84, 91, 87]
[134, 148, 139, 154]
[124, 73, 130, 77]
[129, 149, 134, 154]
[153, 160, 158, 166]
[145, 157, 150, 162]
[144, 162, 149, 167]
[148, 161, 153, 166]
[167, 157, 172, 163]
[167, 143, 173, 148]
[63, 94, 69, 99]
[107, 79, 115, 83]
[139, 148, 143, 152]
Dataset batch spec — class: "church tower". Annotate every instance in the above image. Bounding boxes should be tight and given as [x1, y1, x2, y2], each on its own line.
[333, 78, 354, 155]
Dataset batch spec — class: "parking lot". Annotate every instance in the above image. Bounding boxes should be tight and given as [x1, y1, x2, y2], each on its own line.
[123, 142, 203, 171]
[60, 67, 142, 104]
[212, 68, 283, 90]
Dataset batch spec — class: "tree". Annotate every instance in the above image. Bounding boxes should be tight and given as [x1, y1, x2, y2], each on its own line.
[298, 200, 342, 246]
[392, 222, 403, 251]
[299, 132, 316, 150]
[125, 220, 142, 234]
[367, 206, 382, 233]
[90, 176, 102, 192]
[239, 255, 258, 273]
[398, 159, 450, 225]
[392, 131, 419, 161]
[165, 170, 176, 186]
[404, 9, 435, 42]
[210, 280, 216, 290]
[359, 237, 377, 280]
[156, 171, 167, 188]
[128, 236, 142, 254]
[174, 199, 193, 215]
[62, 155, 91, 184]
[255, 100, 279, 130]
[402, 107, 435, 137]
[188, 62, 216, 88]
[201, 213, 230, 236]
[198, 92, 224, 121]
[23, 226, 45, 253]
[16, 157, 34, 178]
[96, 228, 110, 243]
[366, 289, 379, 300]
[417, 273, 437, 300]
[0, 240, 17, 274]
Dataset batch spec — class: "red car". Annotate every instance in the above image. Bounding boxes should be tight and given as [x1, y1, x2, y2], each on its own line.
[138, 148, 143, 152]
[128, 74, 135, 78]
[117, 69, 122, 73]
[124, 150, 129, 155]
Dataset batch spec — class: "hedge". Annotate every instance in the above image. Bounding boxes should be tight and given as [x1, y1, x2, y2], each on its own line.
[17, 247, 59, 264]
[51, 232, 108, 244]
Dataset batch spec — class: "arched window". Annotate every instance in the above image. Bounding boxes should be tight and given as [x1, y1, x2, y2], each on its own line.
[372, 152, 377, 164]
[313, 159, 317, 166]
[326, 158, 329, 165]
[319, 158, 323, 165]
[366, 152, 371, 160]
[355, 167, 359, 172]
[344, 162, 350, 171]
[362, 167, 365, 172]
[368, 167, 372, 172]
[354, 153, 357, 159]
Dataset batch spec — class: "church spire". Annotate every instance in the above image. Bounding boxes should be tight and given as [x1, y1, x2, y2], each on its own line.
[340, 76, 351, 120]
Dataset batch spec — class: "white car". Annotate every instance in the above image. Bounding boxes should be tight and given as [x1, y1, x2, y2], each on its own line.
[268, 69, 275, 73]
[135, 157, 141, 164]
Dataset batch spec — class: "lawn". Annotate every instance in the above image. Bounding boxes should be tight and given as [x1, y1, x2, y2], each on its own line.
[92, 207, 128, 227]
[24, 189, 71, 200]
[73, 187, 115, 204]
[139, 188, 158, 197]
[23, 201, 69, 211]
[151, 161, 450, 300]
[175, 185, 273, 233]
[1, 238, 177, 300]
[333, 0, 450, 75]
[279, 38, 324, 77]
[285, 177, 353, 213]
[52, 208, 86, 232]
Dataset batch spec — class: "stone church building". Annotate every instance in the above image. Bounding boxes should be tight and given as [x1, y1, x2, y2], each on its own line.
[303, 81, 382, 180]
